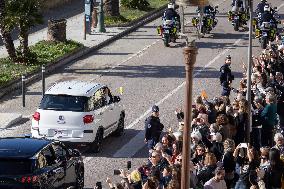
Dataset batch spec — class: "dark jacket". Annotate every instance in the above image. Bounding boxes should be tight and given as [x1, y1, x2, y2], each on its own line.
[220, 64, 234, 84]
[144, 116, 164, 142]
[223, 151, 236, 174]
[197, 164, 217, 184]
[163, 8, 180, 21]
[257, 2, 268, 13]
[210, 141, 224, 161]
[261, 103, 277, 128]
[264, 161, 284, 188]
[234, 112, 248, 145]
[232, 0, 243, 8]
[260, 11, 276, 25]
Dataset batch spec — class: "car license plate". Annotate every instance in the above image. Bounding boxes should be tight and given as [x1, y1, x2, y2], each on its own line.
[49, 129, 68, 137]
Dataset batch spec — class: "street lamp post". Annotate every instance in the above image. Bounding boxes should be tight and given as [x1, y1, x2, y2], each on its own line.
[246, 0, 253, 143]
[181, 40, 198, 189]
[97, 0, 106, 32]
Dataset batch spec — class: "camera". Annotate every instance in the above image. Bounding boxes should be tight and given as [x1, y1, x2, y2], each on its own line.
[127, 161, 131, 170]
[114, 169, 121, 175]
[95, 182, 102, 189]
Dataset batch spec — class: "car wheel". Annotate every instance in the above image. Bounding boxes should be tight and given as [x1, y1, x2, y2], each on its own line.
[75, 167, 84, 189]
[113, 114, 125, 137]
[90, 129, 103, 153]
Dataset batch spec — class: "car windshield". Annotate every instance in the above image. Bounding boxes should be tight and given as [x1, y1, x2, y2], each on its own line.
[0, 159, 33, 175]
[40, 95, 88, 112]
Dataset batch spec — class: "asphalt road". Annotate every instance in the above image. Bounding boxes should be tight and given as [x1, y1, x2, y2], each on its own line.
[0, 0, 284, 188]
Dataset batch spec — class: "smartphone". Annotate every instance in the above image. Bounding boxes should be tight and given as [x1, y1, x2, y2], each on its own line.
[196, 118, 201, 122]
[127, 161, 131, 170]
[114, 169, 121, 175]
[240, 143, 248, 148]
[192, 105, 196, 108]
[95, 182, 102, 189]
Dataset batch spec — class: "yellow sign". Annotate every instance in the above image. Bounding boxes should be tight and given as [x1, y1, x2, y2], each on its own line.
[201, 90, 208, 99]
[118, 87, 124, 95]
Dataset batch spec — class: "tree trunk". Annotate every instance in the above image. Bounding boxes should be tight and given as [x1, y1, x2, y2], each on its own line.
[19, 26, 29, 61]
[104, 0, 120, 16]
[0, 0, 17, 62]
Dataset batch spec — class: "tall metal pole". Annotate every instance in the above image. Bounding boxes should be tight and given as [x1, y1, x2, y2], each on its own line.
[42, 65, 45, 97]
[181, 40, 198, 189]
[97, 0, 106, 32]
[179, 5, 185, 33]
[246, 0, 253, 143]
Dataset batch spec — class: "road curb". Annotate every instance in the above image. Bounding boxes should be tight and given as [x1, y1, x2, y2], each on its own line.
[0, 5, 167, 100]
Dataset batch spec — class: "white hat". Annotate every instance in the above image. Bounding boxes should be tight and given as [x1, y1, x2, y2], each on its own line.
[191, 131, 202, 141]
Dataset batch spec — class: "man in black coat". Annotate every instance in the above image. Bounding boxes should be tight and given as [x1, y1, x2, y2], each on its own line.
[220, 55, 234, 95]
[144, 105, 164, 150]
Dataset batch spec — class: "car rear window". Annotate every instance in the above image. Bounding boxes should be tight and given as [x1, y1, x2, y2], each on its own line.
[0, 159, 33, 175]
[40, 95, 88, 112]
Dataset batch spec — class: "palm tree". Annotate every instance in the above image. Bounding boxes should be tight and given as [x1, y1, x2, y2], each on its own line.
[0, 0, 17, 62]
[5, 0, 43, 63]
[104, 0, 120, 16]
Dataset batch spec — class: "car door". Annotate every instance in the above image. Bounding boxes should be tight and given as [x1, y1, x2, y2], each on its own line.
[39, 146, 65, 188]
[102, 87, 119, 129]
[92, 87, 113, 137]
[51, 143, 76, 187]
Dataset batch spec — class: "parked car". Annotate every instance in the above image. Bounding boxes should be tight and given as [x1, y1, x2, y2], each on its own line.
[0, 137, 84, 189]
[31, 81, 125, 153]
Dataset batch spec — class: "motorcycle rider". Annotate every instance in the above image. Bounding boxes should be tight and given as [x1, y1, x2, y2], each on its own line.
[163, 3, 181, 31]
[197, 4, 217, 28]
[231, 0, 247, 25]
[259, 5, 277, 27]
[256, 0, 268, 14]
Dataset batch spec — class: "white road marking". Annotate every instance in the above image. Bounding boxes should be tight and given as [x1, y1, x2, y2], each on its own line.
[113, 35, 246, 158]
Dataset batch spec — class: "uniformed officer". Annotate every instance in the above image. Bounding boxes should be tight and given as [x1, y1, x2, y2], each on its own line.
[219, 55, 234, 94]
[144, 105, 164, 150]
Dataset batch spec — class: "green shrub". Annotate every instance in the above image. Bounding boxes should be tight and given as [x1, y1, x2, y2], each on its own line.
[121, 0, 150, 10]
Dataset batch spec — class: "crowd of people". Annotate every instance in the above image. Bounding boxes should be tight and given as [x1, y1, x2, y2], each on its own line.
[103, 38, 284, 189]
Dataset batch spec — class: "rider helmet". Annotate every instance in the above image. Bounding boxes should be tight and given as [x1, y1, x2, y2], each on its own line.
[261, 0, 267, 2]
[168, 3, 174, 9]
[264, 5, 270, 12]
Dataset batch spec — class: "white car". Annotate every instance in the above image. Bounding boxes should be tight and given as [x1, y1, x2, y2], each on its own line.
[31, 81, 125, 152]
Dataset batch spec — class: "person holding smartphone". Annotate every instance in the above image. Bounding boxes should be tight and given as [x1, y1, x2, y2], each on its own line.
[233, 144, 260, 189]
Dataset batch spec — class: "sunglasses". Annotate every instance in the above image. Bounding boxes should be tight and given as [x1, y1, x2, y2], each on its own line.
[151, 155, 157, 158]
[176, 159, 182, 162]
[196, 148, 204, 151]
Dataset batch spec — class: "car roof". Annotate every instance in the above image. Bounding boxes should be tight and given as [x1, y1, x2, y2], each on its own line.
[0, 138, 51, 159]
[45, 81, 105, 97]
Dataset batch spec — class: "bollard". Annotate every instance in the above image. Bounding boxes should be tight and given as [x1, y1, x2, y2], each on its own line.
[22, 75, 26, 107]
[42, 65, 45, 96]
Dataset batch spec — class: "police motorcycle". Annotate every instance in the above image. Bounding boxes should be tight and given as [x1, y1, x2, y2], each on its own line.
[255, 21, 277, 49]
[253, 6, 280, 31]
[228, 7, 248, 31]
[157, 18, 179, 47]
[192, 6, 218, 36]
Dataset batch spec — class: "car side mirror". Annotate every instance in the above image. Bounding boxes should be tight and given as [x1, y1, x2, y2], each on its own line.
[113, 96, 121, 103]
[274, 7, 277, 10]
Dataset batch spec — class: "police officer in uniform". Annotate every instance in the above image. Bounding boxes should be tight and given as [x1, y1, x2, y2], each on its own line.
[144, 105, 164, 150]
[220, 55, 234, 95]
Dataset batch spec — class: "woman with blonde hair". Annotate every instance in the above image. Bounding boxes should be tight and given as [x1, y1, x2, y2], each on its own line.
[222, 139, 236, 188]
[197, 152, 217, 185]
